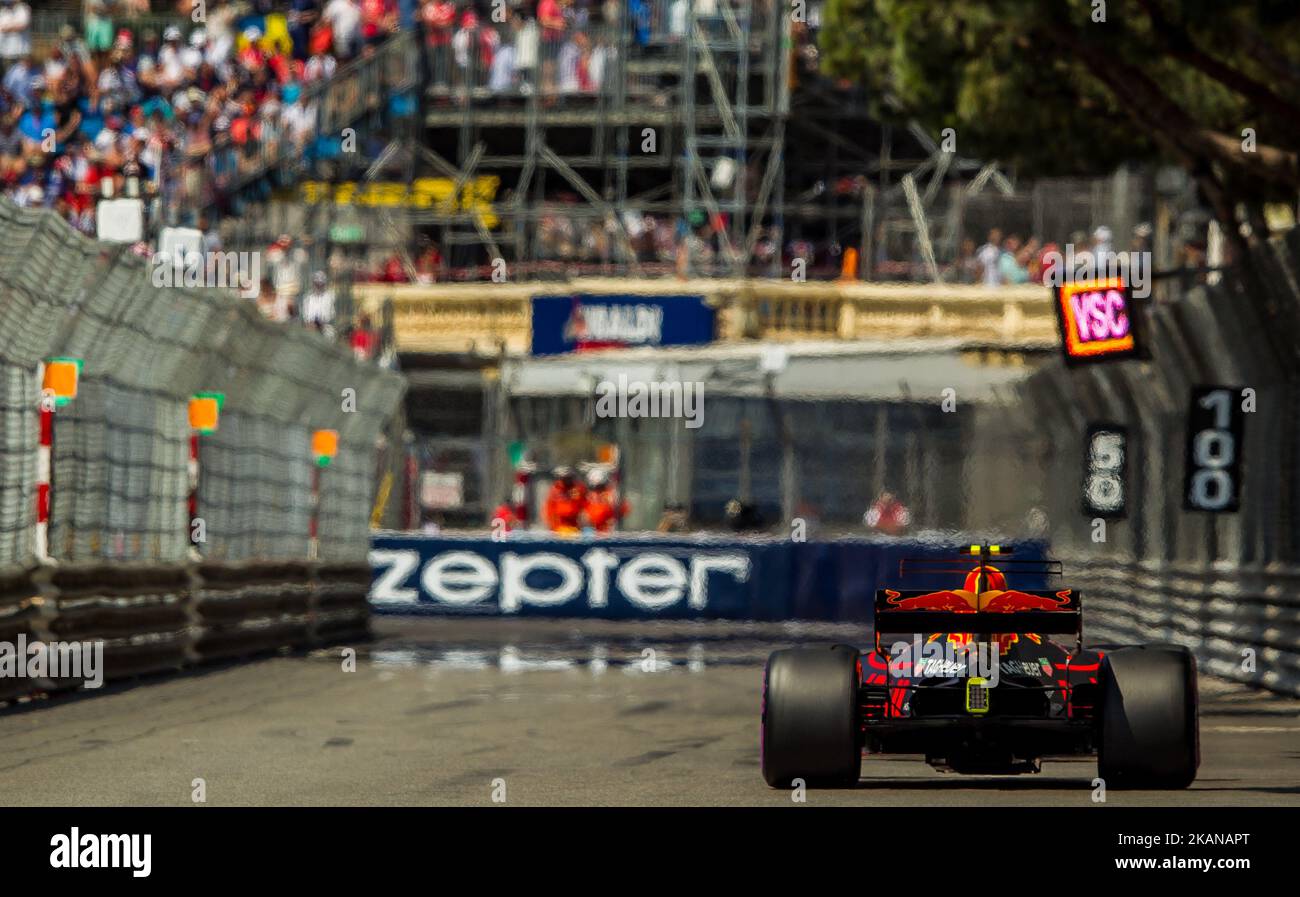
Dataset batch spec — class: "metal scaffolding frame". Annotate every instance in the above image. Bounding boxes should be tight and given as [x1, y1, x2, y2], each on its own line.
[217, 8, 1113, 285]
[288, 2, 797, 280]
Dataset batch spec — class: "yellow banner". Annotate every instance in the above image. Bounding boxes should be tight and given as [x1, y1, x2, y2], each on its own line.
[300, 177, 501, 228]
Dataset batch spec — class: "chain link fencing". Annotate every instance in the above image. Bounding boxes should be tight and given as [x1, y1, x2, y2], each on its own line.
[0, 198, 405, 695]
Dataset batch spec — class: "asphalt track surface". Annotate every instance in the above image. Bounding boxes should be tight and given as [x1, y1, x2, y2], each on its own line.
[1, 617, 1297, 806]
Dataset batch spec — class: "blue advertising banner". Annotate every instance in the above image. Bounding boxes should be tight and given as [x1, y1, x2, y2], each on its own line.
[530, 294, 716, 356]
[370, 534, 1050, 621]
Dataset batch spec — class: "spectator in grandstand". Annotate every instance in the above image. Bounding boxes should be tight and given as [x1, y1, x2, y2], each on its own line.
[251, 95, 281, 160]
[51, 25, 97, 94]
[1036, 240, 1061, 285]
[1130, 222, 1152, 254]
[786, 236, 814, 273]
[281, 82, 317, 149]
[628, 0, 651, 47]
[206, 1, 239, 65]
[976, 228, 1002, 286]
[488, 19, 519, 94]
[792, 17, 820, 81]
[258, 2, 299, 58]
[452, 9, 498, 94]
[255, 279, 279, 318]
[539, 0, 567, 37]
[0, 0, 30, 74]
[997, 234, 1030, 284]
[420, 0, 455, 92]
[235, 26, 268, 74]
[2, 48, 36, 107]
[953, 237, 979, 284]
[323, 0, 364, 60]
[303, 41, 338, 81]
[97, 47, 140, 109]
[1092, 224, 1113, 259]
[397, 0, 419, 32]
[370, 249, 409, 282]
[350, 312, 379, 360]
[557, 30, 582, 93]
[1176, 238, 1209, 287]
[0, 114, 23, 180]
[93, 109, 124, 157]
[752, 226, 778, 269]
[156, 25, 188, 93]
[1019, 236, 1042, 281]
[564, 29, 602, 94]
[514, 7, 539, 93]
[361, 0, 398, 51]
[288, 0, 322, 62]
[668, 0, 688, 40]
[302, 270, 337, 335]
[266, 234, 309, 319]
[85, 1, 116, 62]
[181, 28, 207, 72]
[537, 0, 565, 92]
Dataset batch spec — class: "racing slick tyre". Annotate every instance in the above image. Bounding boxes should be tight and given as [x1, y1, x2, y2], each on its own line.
[761, 645, 861, 788]
[1098, 645, 1200, 789]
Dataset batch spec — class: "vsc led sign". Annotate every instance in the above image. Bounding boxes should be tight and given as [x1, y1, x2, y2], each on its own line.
[1053, 277, 1140, 364]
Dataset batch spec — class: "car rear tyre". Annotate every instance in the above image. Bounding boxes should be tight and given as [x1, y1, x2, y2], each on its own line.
[1098, 645, 1199, 789]
[761, 645, 861, 788]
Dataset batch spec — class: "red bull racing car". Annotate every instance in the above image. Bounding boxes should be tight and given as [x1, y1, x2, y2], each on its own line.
[760, 545, 1199, 789]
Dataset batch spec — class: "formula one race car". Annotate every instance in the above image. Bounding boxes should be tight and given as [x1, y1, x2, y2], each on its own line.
[760, 545, 1199, 789]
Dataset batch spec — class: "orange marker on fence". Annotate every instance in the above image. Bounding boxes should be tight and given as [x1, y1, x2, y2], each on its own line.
[41, 357, 81, 408]
[188, 392, 224, 434]
[312, 429, 339, 467]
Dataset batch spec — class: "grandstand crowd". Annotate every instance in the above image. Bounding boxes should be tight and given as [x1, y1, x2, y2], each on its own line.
[0, 1, 1162, 347]
[0, 0, 408, 350]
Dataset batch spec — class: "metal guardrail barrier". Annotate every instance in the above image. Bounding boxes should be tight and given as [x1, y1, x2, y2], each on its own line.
[0, 199, 405, 700]
[1063, 557, 1300, 697]
[0, 559, 374, 694]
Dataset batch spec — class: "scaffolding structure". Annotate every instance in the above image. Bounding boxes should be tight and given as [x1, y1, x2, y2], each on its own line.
[221, 4, 1150, 286]
[409, 2, 794, 279]
[223, 3, 792, 281]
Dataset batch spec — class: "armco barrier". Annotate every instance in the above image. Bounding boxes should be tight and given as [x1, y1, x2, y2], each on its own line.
[1063, 556, 1300, 697]
[42, 564, 194, 679]
[0, 200, 404, 702]
[369, 533, 1050, 620]
[1, 561, 376, 696]
[0, 566, 40, 700]
[193, 562, 316, 661]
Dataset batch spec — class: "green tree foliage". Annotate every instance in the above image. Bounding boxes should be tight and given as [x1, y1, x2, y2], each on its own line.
[822, 0, 1300, 240]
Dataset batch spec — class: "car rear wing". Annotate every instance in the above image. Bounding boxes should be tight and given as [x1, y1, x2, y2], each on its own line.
[873, 588, 1083, 635]
[899, 556, 1064, 580]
